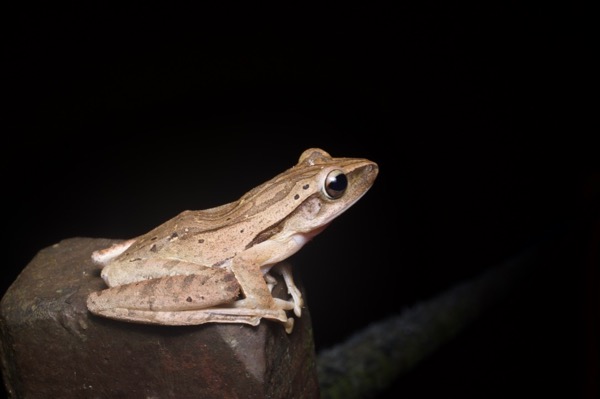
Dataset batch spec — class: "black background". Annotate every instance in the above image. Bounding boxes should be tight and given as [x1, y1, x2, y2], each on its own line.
[4, 4, 597, 398]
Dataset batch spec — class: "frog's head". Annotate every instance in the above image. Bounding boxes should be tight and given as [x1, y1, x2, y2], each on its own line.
[282, 148, 378, 235]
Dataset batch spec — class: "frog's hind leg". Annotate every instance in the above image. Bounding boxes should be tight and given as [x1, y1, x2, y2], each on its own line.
[98, 306, 294, 333]
[172, 306, 293, 332]
[262, 264, 302, 317]
[100, 258, 216, 287]
[197, 307, 295, 333]
[87, 270, 241, 319]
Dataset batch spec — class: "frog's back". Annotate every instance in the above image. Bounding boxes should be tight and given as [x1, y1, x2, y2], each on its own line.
[114, 202, 248, 266]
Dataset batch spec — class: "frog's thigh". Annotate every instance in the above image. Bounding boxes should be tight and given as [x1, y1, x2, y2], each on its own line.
[101, 258, 215, 287]
[88, 269, 241, 317]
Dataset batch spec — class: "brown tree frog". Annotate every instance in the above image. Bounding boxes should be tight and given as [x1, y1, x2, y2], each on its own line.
[87, 148, 378, 333]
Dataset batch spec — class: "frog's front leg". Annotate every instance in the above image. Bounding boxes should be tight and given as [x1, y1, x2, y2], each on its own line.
[225, 241, 305, 330]
[261, 264, 303, 317]
[270, 262, 303, 317]
[228, 257, 291, 327]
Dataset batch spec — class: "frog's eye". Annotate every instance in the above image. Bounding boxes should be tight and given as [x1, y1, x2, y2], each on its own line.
[323, 170, 348, 199]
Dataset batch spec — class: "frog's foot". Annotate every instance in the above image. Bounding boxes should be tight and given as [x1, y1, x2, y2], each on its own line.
[229, 298, 295, 333]
[212, 305, 294, 333]
[90, 306, 294, 333]
[194, 305, 294, 333]
[272, 263, 303, 317]
[264, 272, 298, 316]
[231, 298, 289, 318]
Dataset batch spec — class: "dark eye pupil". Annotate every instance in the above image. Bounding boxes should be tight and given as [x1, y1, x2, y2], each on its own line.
[329, 173, 347, 192]
[324, 170, 348, 199]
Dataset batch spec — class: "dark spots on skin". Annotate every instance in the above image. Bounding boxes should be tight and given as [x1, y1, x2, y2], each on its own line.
[169, 232, 178, 240]
[182, 274, 196, 288]
[303, 184, 310, 190]
[186, 297, 192, 302]
[138, 280, 158, 297]
[226, 286, 237, 294]
[245, 221, 284, 249]
[240, 229, 244, 233]
[150, 244, 157, 252]
[163, 277, 175, 291]
[294, 194, 300, 200]
[211, 258, 228, 267]
[198, 239, 205, 244]
[150, 236, 158, 241]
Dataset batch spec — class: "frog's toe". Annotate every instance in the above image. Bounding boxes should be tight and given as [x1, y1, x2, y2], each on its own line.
[284, 317, 294, 334]
[293, 302, 302, 318]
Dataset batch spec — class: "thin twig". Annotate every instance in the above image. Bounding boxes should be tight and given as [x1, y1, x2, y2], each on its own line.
[317, 245, 541, 399]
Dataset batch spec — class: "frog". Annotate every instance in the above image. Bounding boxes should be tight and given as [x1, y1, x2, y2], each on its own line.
[87, 148, 378, 333]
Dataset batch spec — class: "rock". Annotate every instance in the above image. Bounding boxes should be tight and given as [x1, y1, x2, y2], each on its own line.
[0, 238, 319, 398]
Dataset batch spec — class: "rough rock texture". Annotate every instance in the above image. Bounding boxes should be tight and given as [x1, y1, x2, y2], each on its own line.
[0, 238, 319, 398]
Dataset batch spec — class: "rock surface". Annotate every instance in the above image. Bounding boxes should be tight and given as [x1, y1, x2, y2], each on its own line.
[0, 237, 319, 398]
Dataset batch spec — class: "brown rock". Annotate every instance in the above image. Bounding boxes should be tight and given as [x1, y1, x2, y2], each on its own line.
[0, 238, 319, 398]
